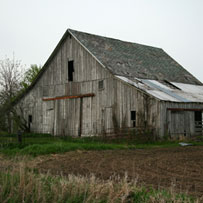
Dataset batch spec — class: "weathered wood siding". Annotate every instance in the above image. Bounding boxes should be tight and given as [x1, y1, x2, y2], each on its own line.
[18, 31, 203, 138]
[160, 102, 203, 137]
[110, 78, 160, 133]
[15, 33, 112, 136]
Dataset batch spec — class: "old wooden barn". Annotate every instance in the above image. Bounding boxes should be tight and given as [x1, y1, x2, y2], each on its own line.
[14, 29, 203, 137]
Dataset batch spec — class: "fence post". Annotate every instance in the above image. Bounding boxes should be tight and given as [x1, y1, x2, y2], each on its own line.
[17, 131, 22, 145]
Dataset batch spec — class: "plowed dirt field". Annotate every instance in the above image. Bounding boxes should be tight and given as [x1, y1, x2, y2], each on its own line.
[36, 147, 203, 197]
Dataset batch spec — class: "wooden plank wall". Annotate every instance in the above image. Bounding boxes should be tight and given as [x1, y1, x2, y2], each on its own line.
[110, 78, 160, 133]
[160, 102, 203, 137]
[15, 33, 112, 136]
[15, 32, 163, 137]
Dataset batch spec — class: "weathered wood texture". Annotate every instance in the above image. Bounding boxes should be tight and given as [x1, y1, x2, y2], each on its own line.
[15, 34, 112, 136]
[109, 78, 160, 133]
[160, 102, 203, 137]
[14, 32, 203, 138]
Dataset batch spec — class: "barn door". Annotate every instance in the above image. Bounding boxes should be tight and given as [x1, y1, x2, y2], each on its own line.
[102, 107, 113, 134]
[81, 97, 92, 136]
[44, 101, 54, 134]
[65, 98, 80, 136]
[169, 111, 189, 137]
[46, 109, 54, 134]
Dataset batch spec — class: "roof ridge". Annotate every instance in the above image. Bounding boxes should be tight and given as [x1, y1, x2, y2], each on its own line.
[68, 28, 201, 85]
[68, 28, 162, 50]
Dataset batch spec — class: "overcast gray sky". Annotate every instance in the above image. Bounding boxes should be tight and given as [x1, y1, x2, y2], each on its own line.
[0, 0, 203, 82]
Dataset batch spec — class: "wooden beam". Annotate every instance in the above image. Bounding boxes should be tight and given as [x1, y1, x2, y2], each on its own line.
[167, 108, 203, 112]
[42, 93, 95, 101]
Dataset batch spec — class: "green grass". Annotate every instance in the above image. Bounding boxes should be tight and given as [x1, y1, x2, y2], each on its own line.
[1, 142, 130, 156]
[0, 168, 197, 203]
[0, 133, 201, 202]
[1, 133, 203, 157]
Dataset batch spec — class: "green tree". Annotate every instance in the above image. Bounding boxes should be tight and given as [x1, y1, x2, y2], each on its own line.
[0, 59, 41, 133]
[21, 64, 41, 89]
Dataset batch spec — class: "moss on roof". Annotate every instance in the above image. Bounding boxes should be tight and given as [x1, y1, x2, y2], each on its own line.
[69, 29, 201, 85]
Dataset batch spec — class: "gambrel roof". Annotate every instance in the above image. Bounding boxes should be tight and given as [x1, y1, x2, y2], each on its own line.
[69, 29, 201, 85]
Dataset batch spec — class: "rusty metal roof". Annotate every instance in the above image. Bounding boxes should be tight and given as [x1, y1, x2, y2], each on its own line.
[116, 76, 203, 102]
[69, 29, 201, 85]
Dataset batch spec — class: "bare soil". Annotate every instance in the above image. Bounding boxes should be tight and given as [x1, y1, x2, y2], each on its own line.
[1, 146, 203, 197]
[35, 147, 203, 197]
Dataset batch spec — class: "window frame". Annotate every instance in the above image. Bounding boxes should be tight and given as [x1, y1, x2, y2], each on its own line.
[98, 80, 104, 90]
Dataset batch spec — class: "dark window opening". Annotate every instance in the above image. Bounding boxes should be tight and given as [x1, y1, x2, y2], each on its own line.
[28, 115, 32, 133]
[68, 60, 74, 81]
[194, 111, 202, 132]
[131, 111, 136, 121]
[133, 121, 136, 127]
[98, 80, 104, 90]
[29, 115, 32, 123]
[131, 111, 136, 127]
[195, 111, 202, 122]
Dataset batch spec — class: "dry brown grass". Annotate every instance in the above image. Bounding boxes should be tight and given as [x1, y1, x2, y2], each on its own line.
[0, 159, 201, 203]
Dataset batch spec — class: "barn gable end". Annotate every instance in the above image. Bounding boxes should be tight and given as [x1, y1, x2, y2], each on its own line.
[15, 30, 114, 136]
[14, 29, 203, 138]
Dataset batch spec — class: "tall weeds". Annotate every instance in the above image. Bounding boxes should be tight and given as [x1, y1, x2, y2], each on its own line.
[0, 165, 199, 203]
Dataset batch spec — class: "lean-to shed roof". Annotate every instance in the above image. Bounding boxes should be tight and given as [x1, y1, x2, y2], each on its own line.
[116, 76, 203, 103]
